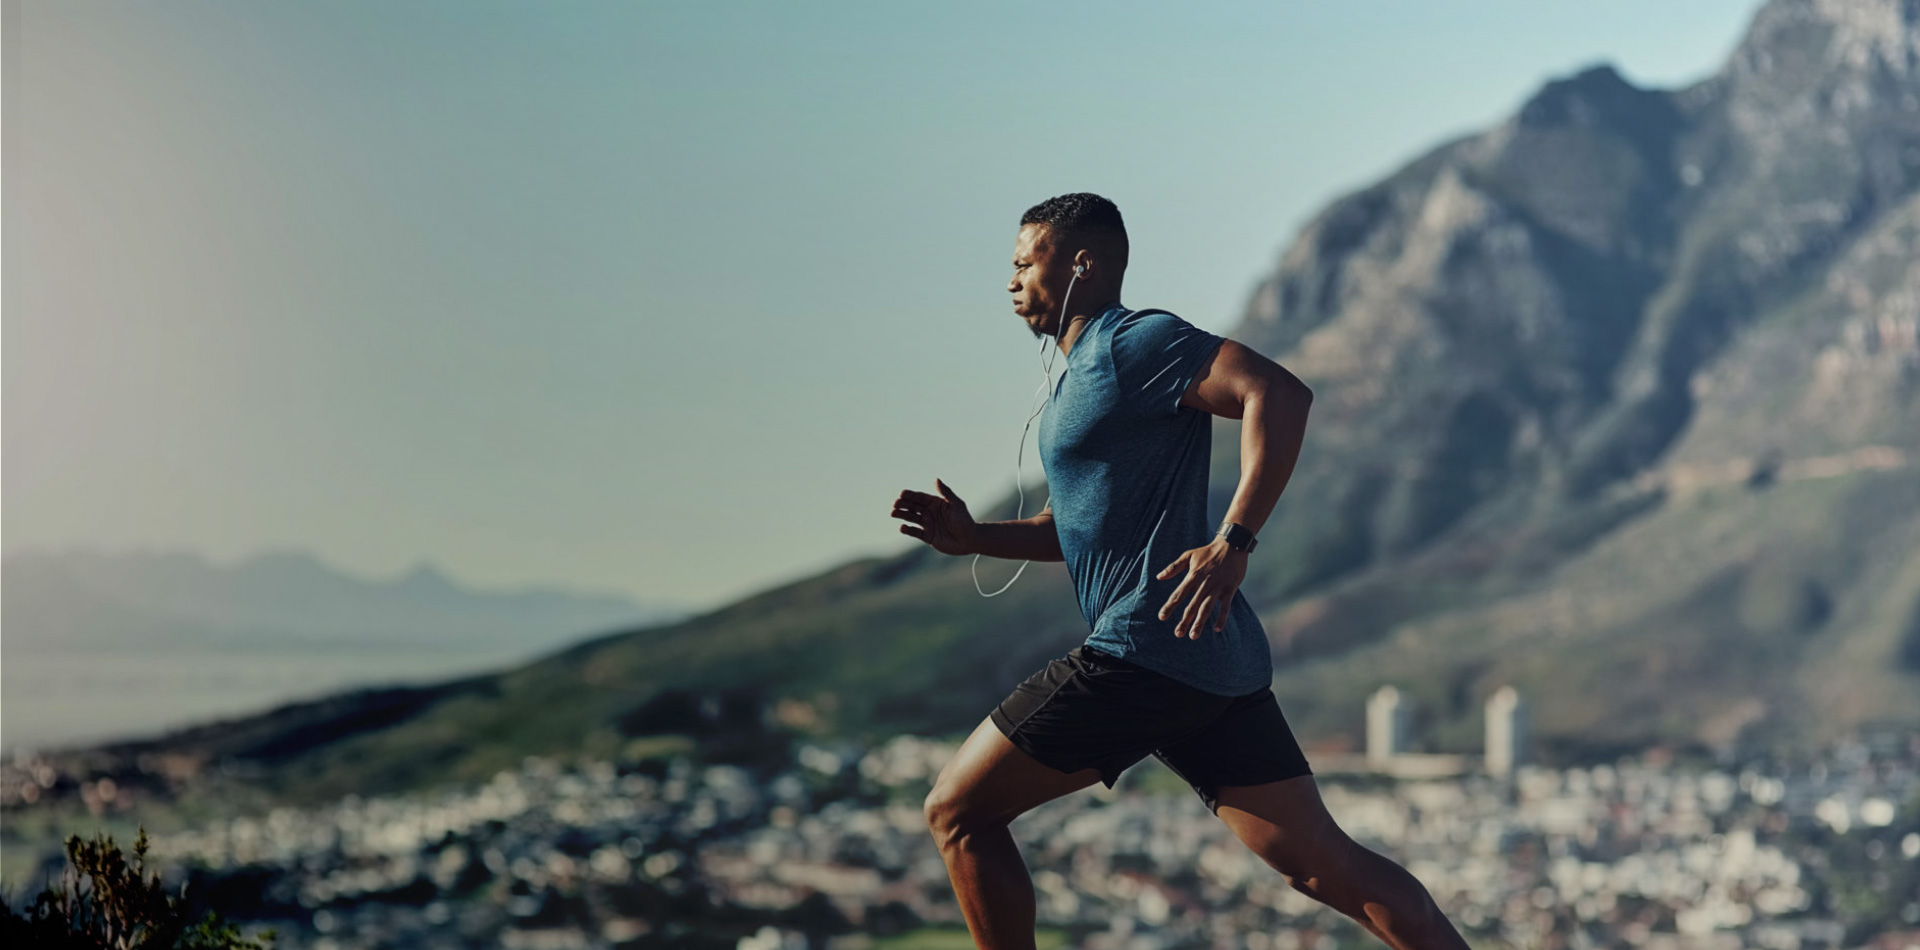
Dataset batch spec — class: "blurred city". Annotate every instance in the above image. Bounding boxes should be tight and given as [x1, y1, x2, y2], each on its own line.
[5, 716, 1915, 950]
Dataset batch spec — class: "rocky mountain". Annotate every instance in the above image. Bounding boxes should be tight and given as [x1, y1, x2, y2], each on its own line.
[1227, 0, 1920, 757]
[17, 0, 1915, 802]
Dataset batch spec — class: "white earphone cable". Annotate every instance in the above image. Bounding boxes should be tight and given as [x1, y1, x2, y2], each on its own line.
[972, 268, 1080, 597]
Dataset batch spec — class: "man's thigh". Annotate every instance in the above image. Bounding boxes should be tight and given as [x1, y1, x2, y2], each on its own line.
[1212, 774, 1351, 875]
[927, 716, 1106, 827]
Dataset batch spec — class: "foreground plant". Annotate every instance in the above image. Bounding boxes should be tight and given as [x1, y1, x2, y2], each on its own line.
[1, 828, 273, 949]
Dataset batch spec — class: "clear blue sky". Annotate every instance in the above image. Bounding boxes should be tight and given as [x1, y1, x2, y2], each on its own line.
[5, 0, 1762, 610]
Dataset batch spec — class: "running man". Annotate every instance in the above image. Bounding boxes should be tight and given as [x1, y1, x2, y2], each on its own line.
[890, 193, 1469, 950]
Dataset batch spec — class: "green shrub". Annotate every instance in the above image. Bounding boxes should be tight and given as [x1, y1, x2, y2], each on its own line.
[1, 828, 273, 949]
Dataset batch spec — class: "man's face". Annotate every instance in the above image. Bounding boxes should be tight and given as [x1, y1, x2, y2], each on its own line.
[1008, 223, 1068, 340]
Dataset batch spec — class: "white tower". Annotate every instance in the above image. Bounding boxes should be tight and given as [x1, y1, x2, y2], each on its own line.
[1366, 686, 1410, 765]
[1484, 686, 1528, 778]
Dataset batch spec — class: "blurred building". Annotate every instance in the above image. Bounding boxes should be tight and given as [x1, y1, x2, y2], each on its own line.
[1318, 684, 1522, 779]
[1485, 686, 1528, 779]
[1366, 686, 1410, 765]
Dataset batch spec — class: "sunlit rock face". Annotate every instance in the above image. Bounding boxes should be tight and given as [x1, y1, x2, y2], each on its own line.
[1227, 0, 1919, 753]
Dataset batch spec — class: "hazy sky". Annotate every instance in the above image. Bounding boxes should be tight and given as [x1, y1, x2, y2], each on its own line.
[5, 0, 1762, 610]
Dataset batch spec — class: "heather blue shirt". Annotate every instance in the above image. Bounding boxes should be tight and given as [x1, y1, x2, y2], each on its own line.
[1038, 304, 1274, 696]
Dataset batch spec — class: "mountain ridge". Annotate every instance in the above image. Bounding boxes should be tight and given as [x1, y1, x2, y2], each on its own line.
[2, 545, 683, 650]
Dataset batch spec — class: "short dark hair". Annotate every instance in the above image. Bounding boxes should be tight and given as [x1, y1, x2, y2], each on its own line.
[1020, 192, 1128, 270]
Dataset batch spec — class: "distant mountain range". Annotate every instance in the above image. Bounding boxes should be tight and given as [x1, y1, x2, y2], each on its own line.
[3, 546, 683, 653]
[19, 0, 1918, 803]
[1, 547, 686, 749]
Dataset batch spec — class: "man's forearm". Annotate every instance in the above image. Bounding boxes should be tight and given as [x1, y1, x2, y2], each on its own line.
[969, 514, 1065, 562]
[1222, 375, 1313, 537]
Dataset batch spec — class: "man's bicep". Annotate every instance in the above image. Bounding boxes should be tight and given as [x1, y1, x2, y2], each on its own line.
[1179, 339, 1303, 419]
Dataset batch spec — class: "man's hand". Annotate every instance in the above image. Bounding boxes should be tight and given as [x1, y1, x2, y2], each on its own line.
[892, 479, 979, 555]
[1155, 540, 1248, 639]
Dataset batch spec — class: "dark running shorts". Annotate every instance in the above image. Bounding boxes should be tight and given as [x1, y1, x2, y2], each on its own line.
[990, 644, 1313, 814]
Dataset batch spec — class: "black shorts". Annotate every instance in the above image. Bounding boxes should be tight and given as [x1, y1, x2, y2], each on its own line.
[989, 644, 1313, 814]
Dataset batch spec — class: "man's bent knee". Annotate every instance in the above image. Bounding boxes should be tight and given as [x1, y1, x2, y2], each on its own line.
[923, 783, 1007, 851]
[921, 715, 1111, 856]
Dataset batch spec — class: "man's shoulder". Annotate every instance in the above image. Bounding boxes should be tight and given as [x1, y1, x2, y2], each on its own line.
[1103, 306, 1224, 416]
[1093, 305, 1159, 342]
[1105, 307, 1208, 354]
[1106, 305, 1192, 336]
[1109, 303, 1179, 322]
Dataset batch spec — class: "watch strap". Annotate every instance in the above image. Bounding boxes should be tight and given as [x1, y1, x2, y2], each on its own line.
[1217, 521, 1258, 552]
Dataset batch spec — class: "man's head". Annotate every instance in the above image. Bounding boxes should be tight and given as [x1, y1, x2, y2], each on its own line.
[1008, 192, 1128, 339]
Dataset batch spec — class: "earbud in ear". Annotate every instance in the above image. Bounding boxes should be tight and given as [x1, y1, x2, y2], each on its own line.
[1074, 264, 1086, 277]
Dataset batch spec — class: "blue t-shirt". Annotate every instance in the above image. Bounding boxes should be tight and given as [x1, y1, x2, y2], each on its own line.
[1038, 303, 1274, 696]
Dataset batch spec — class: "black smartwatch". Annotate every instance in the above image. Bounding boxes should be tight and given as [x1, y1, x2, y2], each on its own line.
[1216, 521, 1258, 553]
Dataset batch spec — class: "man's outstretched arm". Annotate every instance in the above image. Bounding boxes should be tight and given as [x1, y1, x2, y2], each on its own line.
[892, 481, 1064, 562]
